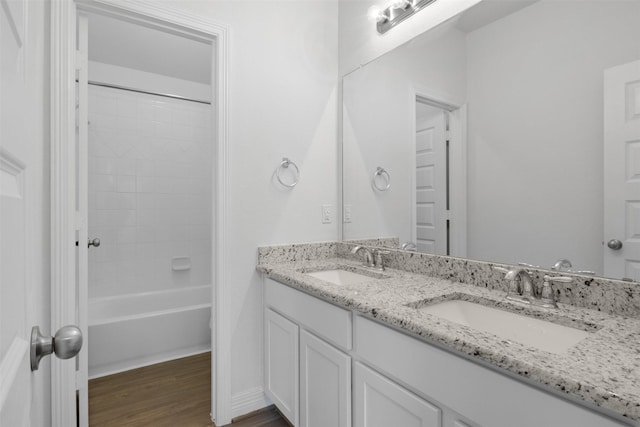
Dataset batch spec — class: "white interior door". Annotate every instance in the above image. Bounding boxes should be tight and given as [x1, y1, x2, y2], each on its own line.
[604, 60, 640, 280]
[415, 103, 447, 254]
[76, 12, 90, 427]
[1, 0, 49, 424]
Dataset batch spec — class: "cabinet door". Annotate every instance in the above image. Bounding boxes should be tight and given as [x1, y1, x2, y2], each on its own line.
[300, 330, 351, 427]
[265, 308, 299, 426]
[354, 362, 442, 427]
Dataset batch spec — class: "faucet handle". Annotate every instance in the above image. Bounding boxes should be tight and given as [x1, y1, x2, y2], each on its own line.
[374, 250, 390, 271]
[492, 266, 510, 274]
[518, 262, 540, 268]
[543, 275, 572, 284]
[537, 275, 571, 308]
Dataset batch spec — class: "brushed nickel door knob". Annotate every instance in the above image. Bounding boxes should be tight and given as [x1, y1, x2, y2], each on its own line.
[30, 325, 83, 371]
[607, 239, 623, 250]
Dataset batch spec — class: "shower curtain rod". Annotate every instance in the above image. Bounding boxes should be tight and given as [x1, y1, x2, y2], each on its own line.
[88, 81, 211, 105]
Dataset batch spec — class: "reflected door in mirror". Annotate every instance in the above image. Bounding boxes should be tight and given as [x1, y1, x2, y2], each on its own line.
[415, 102, 448, 254]
[604, 60, 640, 281]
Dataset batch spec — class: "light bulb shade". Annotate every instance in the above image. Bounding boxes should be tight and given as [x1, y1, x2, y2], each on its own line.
[376, 10, 390, 23]
[392, 0, 411, 10]
[367, 6, 389, 23]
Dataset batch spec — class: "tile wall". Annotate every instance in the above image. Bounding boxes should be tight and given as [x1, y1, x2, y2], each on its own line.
[88, 85, 212, 298]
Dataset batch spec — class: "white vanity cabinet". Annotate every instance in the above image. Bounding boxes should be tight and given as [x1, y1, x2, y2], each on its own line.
[264, 278, 352, 427]
[300, 329, 351, 427]
[355, 315, 631, 427]
[264, 308, 299, 425]
[264, 277, 633, 427]
[353, 361, 442, 427]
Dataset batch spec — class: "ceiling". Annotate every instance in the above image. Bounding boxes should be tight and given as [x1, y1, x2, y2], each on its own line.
[453, 0, 539, 33]
[87, 12, 212, 84]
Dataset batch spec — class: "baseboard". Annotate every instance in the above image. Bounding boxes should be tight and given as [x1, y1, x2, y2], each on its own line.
[88, 346, 211, 379]
[231, 386, 271, 419]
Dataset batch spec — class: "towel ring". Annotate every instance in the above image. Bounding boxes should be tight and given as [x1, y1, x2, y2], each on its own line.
[276, 158, 300, 188]
[372, 166, 390, 191]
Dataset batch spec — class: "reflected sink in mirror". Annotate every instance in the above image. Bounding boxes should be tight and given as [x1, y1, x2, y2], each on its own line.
[413, 299, 593, 354]
[304, 267, 388, 286]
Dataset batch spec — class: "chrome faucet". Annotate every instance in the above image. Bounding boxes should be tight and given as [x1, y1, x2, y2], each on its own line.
[551, 258, 572, 271]
[400, 242, 417, 251]
[494, 266, 571, 308]
[551, 258, 595, 275]
[351, 246, 375, 268]
[374, 249, 390, 271]
[504, 268, 536, 303]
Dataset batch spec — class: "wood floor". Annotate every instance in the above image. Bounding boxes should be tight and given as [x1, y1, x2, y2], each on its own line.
[89, 352, 290, 427]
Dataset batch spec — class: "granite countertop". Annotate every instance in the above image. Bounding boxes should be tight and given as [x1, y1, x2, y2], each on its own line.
[257, 257, 640, 424]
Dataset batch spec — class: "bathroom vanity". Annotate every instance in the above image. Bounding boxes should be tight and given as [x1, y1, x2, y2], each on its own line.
[258, 242, 640, 427]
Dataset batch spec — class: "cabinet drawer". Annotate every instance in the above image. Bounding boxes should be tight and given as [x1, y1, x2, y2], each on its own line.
[355, 315, 629, 427]
[265, 278, 352, 350]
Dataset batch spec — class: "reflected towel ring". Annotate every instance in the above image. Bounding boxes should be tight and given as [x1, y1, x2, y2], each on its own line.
[276, 157, 300, 188]
[372, 166, 391, 191]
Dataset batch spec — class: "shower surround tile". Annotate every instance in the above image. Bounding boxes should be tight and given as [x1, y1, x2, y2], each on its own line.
[88, 84, 212, 298]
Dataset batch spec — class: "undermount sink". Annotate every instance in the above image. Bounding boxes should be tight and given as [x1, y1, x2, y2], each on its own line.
[416, 299, 591, 354]
[304, 267, 384, 286]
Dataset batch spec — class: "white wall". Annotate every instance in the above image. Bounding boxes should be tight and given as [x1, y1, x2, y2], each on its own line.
[466, 0, 640, 272]
[156, 0, 339, 415]
[342, 24, 466, 242]
[338, 0, 481, 75]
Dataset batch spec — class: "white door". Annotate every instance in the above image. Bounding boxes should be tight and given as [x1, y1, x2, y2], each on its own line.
[604, 60, 640, 280]
[353, 362, 441, 427]
[1, 0, 50, 424]
[264, 308, 299, 426]
[415, 103, 447, 255]
[300, 330, 351, 427]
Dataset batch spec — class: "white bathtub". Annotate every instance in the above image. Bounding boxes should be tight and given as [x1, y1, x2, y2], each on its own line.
[88, 285, 212, 379]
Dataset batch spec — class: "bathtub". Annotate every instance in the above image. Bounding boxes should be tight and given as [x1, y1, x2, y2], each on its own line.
[88, 285, 212, 379]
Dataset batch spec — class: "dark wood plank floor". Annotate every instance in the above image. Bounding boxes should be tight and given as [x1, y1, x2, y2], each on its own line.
[89, 352, 290, 427]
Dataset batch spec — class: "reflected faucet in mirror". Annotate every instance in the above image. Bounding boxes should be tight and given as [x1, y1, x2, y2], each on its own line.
[552, 259, 572, 271]
[351, 246, 375, 268]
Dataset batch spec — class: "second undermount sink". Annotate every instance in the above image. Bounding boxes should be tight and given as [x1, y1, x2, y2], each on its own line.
[304, 267, 386, 286]
[415, 299, 592, 354]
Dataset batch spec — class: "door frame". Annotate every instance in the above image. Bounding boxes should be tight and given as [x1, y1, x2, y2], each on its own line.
[410, 86, 467, 258]
[412, 103, 447, 254]
[50, 1, 231, 425]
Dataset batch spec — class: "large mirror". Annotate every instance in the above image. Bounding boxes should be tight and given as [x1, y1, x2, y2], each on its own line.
[342, 0, 640, 281]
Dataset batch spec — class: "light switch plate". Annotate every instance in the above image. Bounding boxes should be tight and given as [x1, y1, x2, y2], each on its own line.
[344, 205, 352, 223]
[321, 204, 332, 224]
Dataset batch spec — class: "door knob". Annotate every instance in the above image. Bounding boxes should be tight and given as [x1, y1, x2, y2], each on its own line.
[607, 239, 623, 250]
[30, 325, 83, 371]
[88, 238, 100, 248]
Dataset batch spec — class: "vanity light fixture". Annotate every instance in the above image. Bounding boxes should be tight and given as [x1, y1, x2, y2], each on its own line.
[368, 6, 389, 23]
[376, 0, 438, 34]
